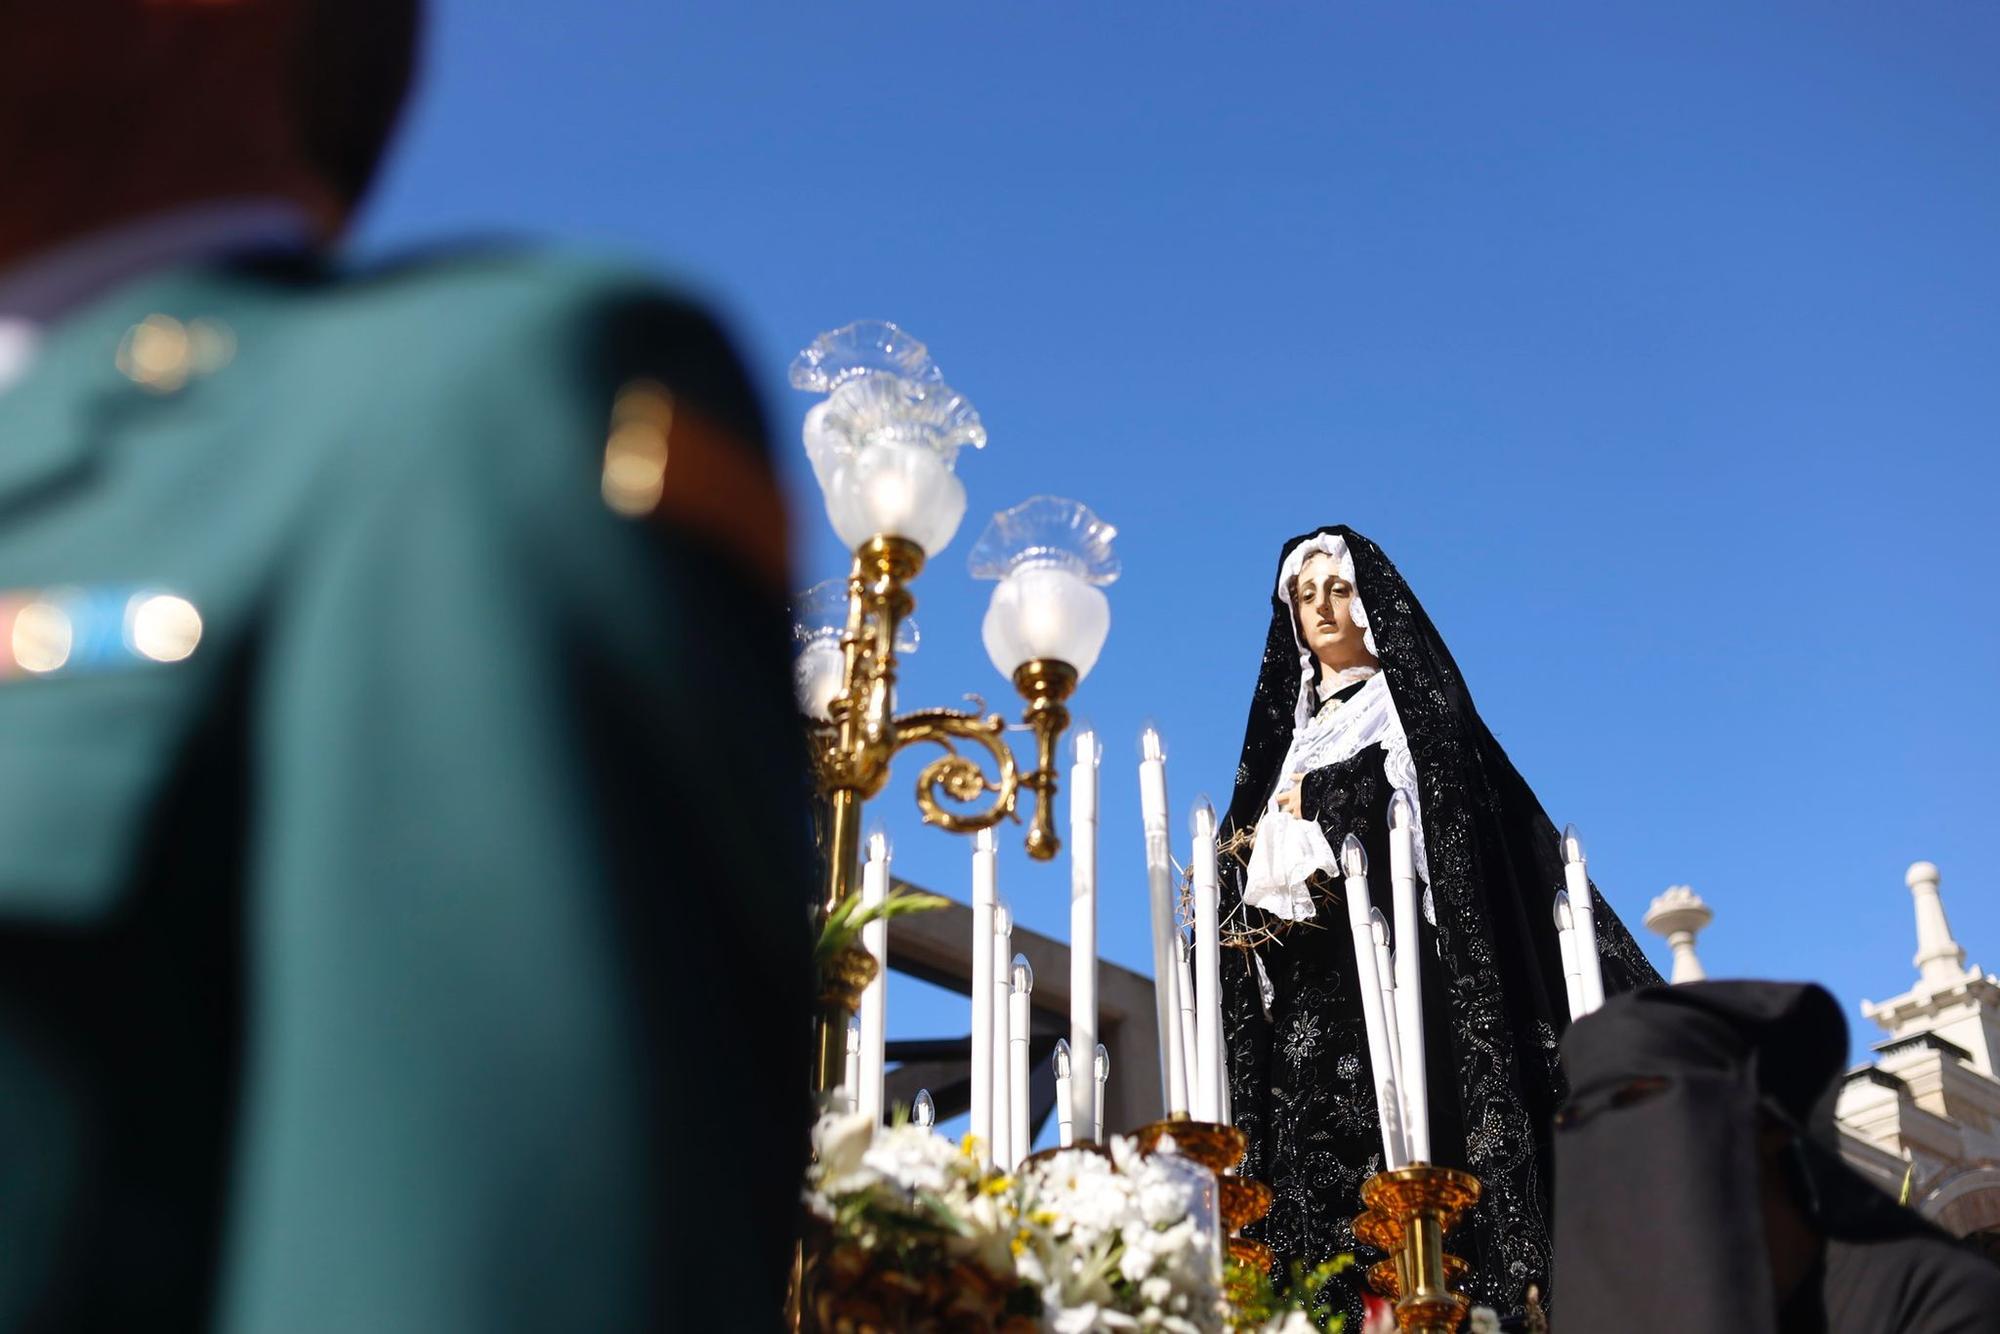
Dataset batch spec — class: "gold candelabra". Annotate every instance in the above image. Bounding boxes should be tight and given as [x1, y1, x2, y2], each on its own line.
[1352, 1164, 1482, 1333]
[809, 534, 1077, 1094]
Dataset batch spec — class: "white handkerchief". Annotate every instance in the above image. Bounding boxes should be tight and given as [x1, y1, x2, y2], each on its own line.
[1242, 806, 1334, 922]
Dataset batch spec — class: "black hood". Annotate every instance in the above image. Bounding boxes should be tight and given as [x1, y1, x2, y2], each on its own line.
[1553, 981, 1954, 1332]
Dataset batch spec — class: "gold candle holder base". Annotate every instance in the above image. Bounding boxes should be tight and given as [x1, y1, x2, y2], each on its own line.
[1135, 1119, 1275, 1274]
[1019, 1141, 1110, 1173]
[1353, 1164, 1481, 1334]
[1220, 1177, 1273, 1234]
[1226, 1236, 1275, 1271]
[1133, 1117, 1246, 1170]
[817, 945, 879, 1011]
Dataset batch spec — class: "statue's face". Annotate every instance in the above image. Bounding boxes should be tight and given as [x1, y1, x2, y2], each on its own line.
[1294, 550, 1377, 674]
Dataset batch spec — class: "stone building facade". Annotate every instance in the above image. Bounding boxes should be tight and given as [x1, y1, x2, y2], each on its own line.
[1646, 861, 2000, 1258]
[1834, 862, 2000, 1257]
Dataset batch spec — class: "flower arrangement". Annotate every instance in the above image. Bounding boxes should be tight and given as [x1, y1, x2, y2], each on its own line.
[802, 1108, 1354, 1333]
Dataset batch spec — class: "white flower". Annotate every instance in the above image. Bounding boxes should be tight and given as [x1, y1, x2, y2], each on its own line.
[1259, 1313, 1320, 1334]
[859, 1123, 962, 1196]
[1133, 1163, 1195, 1226]
[812, 1109, 873, 1176]
[808, 1109, 880, 1197]
[807, 1107, 1227, 1331]
[1118, 1233, 1157, 1284]
[1025, 1150, 1136, 1251]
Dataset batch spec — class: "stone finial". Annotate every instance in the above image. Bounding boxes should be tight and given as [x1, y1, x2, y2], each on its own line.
[1908, 860, 1968, 987]
[1644, 885, 1713, 984]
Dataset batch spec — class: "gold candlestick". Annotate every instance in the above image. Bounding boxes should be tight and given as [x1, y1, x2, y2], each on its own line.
[1352, 1165, 1481, 1333]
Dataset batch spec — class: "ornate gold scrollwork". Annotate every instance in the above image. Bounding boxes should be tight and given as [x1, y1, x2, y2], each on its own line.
[896, 708, 1020, 834]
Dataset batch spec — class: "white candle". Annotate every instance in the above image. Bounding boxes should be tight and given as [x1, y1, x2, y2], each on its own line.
[1388, 790, 1430, 1162]
[1562, 825, 1606, 1014]
[969, 829, 997, 1167]
[1553, 892, 1585, 1022]
[1053, 1040, 1076, 1148]
[992, 903, 1014, 1169]
[1369, 906, 1404, 1145]
[1093, 1043, 1110, 1143]
[857, 831, 891, 1127]
[1138, 727, 1186, 1115]
[1191, 798, 1224, 1123]
[1175, 936, 1199, 1119]
[1340, 835, 1408, 1169]
[1069, 729, 1101, 1142]
[843, 1019, 861, 1116]
[1010, 955, 1033, 1168]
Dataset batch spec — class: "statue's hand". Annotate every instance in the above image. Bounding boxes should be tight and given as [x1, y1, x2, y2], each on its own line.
[1275, 778, 1303, 817]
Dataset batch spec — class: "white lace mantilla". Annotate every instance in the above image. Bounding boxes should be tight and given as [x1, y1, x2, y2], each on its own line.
[1241, 674, 1432, 922]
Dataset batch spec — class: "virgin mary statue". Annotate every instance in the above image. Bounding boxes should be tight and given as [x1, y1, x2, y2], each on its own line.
[1218, 526, 1658, 1315]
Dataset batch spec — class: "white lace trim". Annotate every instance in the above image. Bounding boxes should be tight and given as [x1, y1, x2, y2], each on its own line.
[1242, 583, 1434, 925]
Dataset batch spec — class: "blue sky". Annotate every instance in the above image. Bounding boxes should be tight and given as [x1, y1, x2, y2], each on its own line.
[361, 2, 1999, 1109]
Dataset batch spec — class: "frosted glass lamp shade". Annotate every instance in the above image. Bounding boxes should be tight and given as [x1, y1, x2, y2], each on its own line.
[969, 496, 1119, 682]
[981, 562, 1111, 680]
[820, 439, 967, 556]
[798, 363, 984, 557]
[793, 640, 846, 721]
[789, 577, 918, 720]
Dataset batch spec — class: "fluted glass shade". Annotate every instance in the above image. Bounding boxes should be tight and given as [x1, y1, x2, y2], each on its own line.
[789, 319, 943, 393]
[793, 321, 985, 556]
[969, 496, 1119, 681]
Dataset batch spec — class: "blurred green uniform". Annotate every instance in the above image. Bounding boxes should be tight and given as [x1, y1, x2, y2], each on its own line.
[0, 249, 813, 1331]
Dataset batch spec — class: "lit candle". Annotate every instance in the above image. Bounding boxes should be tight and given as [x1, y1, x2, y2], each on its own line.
[1053, 1040, 1076, 1148]
[1010, 955, 1033, 1168]
[857, 830, 890, 1127]
[1139, 726, 1187, 1114]
[992, 903, 1014, 1169]
[843, 1018, 861, 1116]
[913, 1088, 936, 1131]
[1341, 835, 1408, 1169]
[970, 829, 997, 1167]
[1191, 797, 1224, 1123]
[1093, 1043, 1110, 1143]
[1562, 825, 1606, 1014]
[1069, 729, 1100, 1142]
[1553, 891, 1585, 1022]
[1388, 790, 1430, 1162]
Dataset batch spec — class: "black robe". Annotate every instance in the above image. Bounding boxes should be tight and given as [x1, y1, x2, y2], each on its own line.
[1556, 981, 2000, 1333]
[1219, 527, 1658, 1316]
